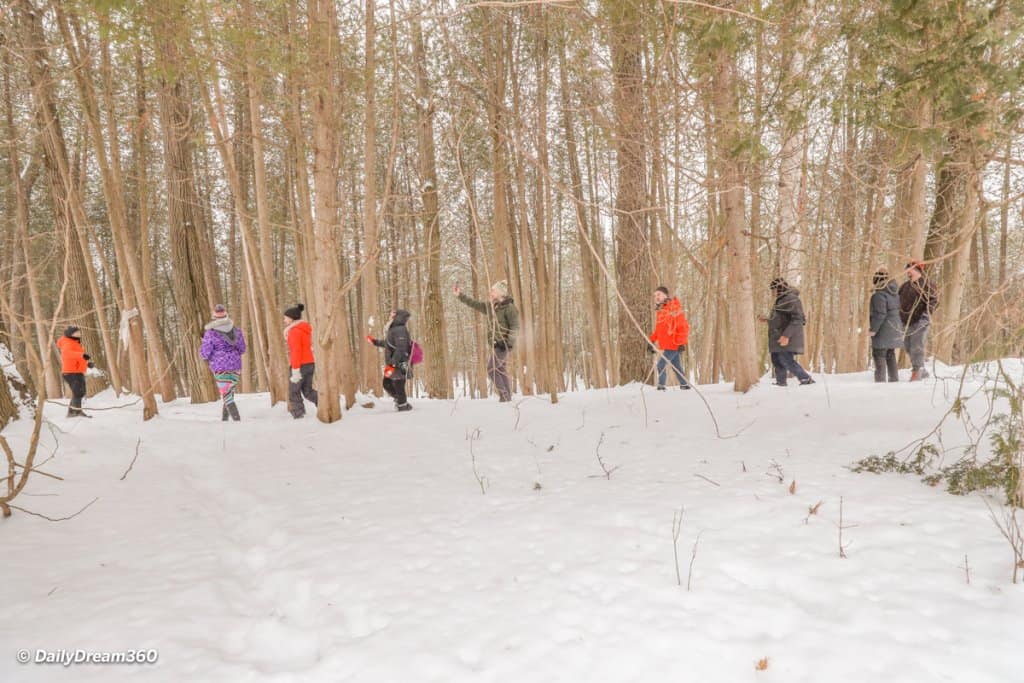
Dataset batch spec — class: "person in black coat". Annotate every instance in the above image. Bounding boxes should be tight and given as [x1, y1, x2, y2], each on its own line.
[764, 278, 814, 386]
[898, 261, 939, 381]
[868, 268, 902, 382]
[366, 309, 413, 412]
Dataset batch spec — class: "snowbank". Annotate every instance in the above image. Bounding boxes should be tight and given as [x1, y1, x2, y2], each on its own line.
[0, 369, 1021, 682]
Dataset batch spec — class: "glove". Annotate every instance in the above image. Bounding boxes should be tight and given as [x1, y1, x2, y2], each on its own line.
[87, 361, 95, 369]
[383, 365, 396, 379]
[494, 341, 508, 352]
[679, 345, 687, 353]
[366, 335, 375, 345]
[82, 354, 91, 361]
[646, 344, 656, 354]
[290, 367, 302, 383]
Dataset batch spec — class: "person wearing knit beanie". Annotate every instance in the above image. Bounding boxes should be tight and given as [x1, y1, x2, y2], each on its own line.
[283, 303, 318, 418]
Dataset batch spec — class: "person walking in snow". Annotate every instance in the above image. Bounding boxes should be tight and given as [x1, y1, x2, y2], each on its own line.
[366, 309, 414, 412]
[647, 286, 691, 390]
[898, 260, 939, 382]
[868, 268, 902, 383]
[454, 280, 520, 402]
[763, 278, 814, 386]
[56, 326, 94, 418]
[200, 304, 246, 421]
[284, 303, 318, 418]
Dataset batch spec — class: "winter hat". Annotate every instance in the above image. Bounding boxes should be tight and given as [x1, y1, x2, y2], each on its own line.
[491, 280, 509, 297]
[63, 325, 81, 339]
[769, 277, 789, 292]
[655, 286, 670, 296]
[872, 268, 890, 288]
[905, 260, 926, 275]
[284, 303, 305, 321]
[213, 304, 228, 319]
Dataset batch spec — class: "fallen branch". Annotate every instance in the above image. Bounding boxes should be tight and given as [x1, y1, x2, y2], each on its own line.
[10, 497, 98, 522]
[120, 438, 142, 481]
[589, 432, 619, 480]
[693, 473, 720, 488]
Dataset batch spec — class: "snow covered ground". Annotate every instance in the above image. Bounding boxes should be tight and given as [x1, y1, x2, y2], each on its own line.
[1, 368, 1022, 682]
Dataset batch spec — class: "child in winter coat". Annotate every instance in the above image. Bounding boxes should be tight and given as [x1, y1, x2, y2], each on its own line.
[283, 303, 318, 418]
[869, 269, 902, 382]
[366, 309, 413, 412]
[56, 326, 93, 418]
[200, 304, 246, 421]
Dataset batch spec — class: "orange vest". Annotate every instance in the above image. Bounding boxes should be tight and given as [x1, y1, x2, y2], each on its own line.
[286, 321, 315, 369]
[650, 298, 689, 351]
[57, 336, 88, 374]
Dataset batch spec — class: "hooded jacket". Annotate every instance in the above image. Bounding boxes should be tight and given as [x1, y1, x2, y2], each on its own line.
[457, 294, 519, 349]
[768, 286, 807, 354]
[869, 280, 903, 349]
[200, 318, 247, 373]
[649, 297, 689, 351]
[371, 309, 413, 380]
[57, 328, 89, 374]
[284, 320, 315, 369]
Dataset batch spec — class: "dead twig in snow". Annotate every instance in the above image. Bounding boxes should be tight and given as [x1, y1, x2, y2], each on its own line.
[10, 497, 98, 522]
[693, 473, 720, 488]
[688, 530, 704, 591]
[982, 497, 1023, 584]
[672, 506, 684, 586]
[120, 438, 142, 481]
[589, 432, 619, 480]
[837, 496, 857, 558]
[962, 554, 971, 586]
[766, 459, 784, 483]
[467, 427, 487, 495]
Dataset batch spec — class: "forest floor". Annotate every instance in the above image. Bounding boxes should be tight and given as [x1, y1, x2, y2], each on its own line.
[1, 366, 1022, 682]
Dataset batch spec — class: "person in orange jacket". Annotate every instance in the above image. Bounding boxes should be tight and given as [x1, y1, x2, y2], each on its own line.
[648, 286, 691, 390]
[56, 326, 94, 418]
[283, 304, 318, 418]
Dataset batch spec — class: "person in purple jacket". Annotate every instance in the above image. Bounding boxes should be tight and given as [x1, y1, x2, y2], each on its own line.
[200, 304, 247, 421]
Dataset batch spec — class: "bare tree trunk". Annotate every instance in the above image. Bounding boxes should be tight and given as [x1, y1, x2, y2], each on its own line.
[153, 1, 218, 403]
[710, 49, 760, 392]
[412, 17, 451, 399]
[607, 0, 652, 384]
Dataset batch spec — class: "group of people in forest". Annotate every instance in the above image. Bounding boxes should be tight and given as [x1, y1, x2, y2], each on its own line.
[54, 261, 939, 419]
[642, 261, 938, 389]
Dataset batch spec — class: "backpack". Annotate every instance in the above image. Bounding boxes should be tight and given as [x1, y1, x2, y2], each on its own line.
[410, 341, 424, 365]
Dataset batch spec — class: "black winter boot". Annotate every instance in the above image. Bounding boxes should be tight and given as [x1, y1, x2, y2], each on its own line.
[397, 402, 412, 412]
[227, 403, 241, 421]
[222, 404, 229, 422]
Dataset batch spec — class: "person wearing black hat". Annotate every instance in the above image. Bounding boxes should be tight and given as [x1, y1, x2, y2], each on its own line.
[366, 309, 414, 412]
[898, 261, 938, 381]
[763, 278, 814, 386]
[283, 303, 318, 418]
[56, 326, 94, 418]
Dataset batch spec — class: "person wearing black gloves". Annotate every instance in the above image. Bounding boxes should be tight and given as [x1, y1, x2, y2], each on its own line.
[56, 326, 94, 418]
[366, 309, 414, 412]
[454, 280, 520, 402]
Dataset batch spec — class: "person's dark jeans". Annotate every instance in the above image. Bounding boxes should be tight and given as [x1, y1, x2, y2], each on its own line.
[488, 346, 512, 401]
[383, 377, 408, 406]
[770, 351, 811, 385]
[288, 363, 319, 417]
[656, 349, 690, 388]
[872, 348, 899, 383]
[63, 373, 86, 413]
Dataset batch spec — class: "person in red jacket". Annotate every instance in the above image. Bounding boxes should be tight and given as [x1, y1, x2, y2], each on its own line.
[283, 304, 318, 418]
[648, 286, 691, 390]
[56, 326, 94, 418]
